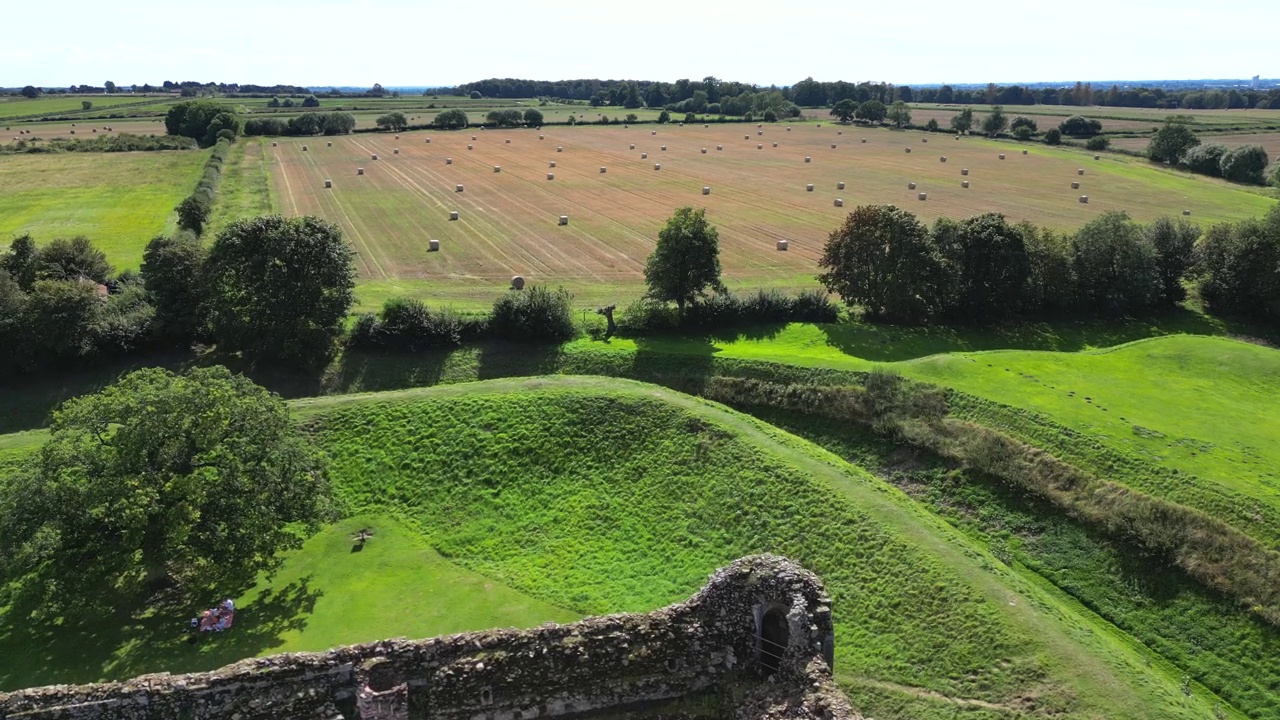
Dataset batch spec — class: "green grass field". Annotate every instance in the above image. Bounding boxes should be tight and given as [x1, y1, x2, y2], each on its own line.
[0, 95, 167, 121]
[0, 150, 208, 270]
[0, 378, 1247, 718]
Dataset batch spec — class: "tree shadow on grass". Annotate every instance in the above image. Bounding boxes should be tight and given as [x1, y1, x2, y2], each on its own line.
[0, 577, 321, 692]
[817, 307, 1250, 363]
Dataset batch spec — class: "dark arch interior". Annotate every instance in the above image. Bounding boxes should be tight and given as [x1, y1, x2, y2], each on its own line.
[759, 608, 789, 676]
[366, 661, 403, 693]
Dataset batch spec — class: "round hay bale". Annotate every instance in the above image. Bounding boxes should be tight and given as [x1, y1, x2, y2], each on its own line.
[999, 154, 1006, 159]
[302, 145, 308, 151]
[429, 239, 440, 252]
[921, 138, 927, 143]
[805, 156, 811, 163]
[905, 147, 912, 153]
[393, 148, 399, 154]
[1071, 181, 1080, 189]
[472, 135, 477, 140]
[449, 210, 460, 220]
[327, 141, 333, 147]
[1183, 209, 1191, 216]
[861, 138, 867, 143]
[357, 168, 365, 175]
[539, 134, 544, 139]
[661, 145, 667, 151]
[834, 198, 844, 207]
[704, 124, 709, 128]
[787, 126, 792, 131]
[837, 181, 845, 190]
[557, 146, 563, 152]
[919, 192, 928, 201]
[630, 144, 636, 149]
[493, 166, 501, 173]
[817, 123, 822, 127]
[940, 156, 947, 162]
[679, 122, 683, 126]
[272, 141, 278, 147]
[744, 134, 750, 140]
[654, 163, 661, 170]
[772, 142, 778, 147]
[600, 166, 607, 173]
[805, 184, 814, 192]
[550, 161, 556, 167]
[446, 157, 453, 164]
[624, 124, 629, 128]
[324, 180, 332, 188]
[838, 130, 843, 135]
[1077, 168, 1085, 175]
[703, 186, 711, 195]
[652, 130, 657, 135]
[961, 168, 968, 175]
[547, 172, 555, 180]
[1022, 149, 1029, 155]
[701, 147, 707, 154]
[758, 144, 763, 149]
[426, 138, 431, 143]
[717, 145, 723, 151]
[962, 180, 970, 188]
[395, 135, 399, 139]
[758, 130, 763, 136]
[642, 152, 648, 159]
[831, 143, 837, 149]
[467, 144, 473, 150]
[758, 123, 764, 128]
[92, 128, 97, 132]
[505, 138, 511, 144]
[558, 216, 569, 226]
[372, 153, 379, 160]
[511, 275, 525, 290]
[1094, 155, 1101, 160]
[777, 239, 789, 251]
[1079, 195, 1089, 203]
[456, 184, 465, 192]
[908, 182, 917, 189]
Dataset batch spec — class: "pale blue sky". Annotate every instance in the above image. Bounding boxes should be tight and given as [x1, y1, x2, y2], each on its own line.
[4, 0, 1276, 88]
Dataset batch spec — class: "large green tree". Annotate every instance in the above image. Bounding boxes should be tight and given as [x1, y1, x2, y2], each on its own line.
[375, 111, 409, 131]
[0, 367, 333, 611]
[950, 107, 974, 134]
[142, 234, 208, 342]
[1219, 144, 1270, 184]
[1143, 216, 1199, 306]
[36, 236, 111, 284]
[818, 205, 941, 323]
[933, 213, 1030, 322]
[886, 101, 912, 128]
[643, 207, 726, 319]
[1147, 119, 1200, 163]
[830, 99, 857, 122]
[981, 105, 1008, 137]
[206, 215, 356, 364]
[1070, 211, 1161, 316]
[165, 100, 241, 147]
[855, 100, 886, 123]
[1196, 207, 1280, 323]
[433, 108, 469, 129]
[1, 234, 38, 290]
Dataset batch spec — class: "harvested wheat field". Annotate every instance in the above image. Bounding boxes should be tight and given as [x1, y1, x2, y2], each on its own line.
[268, 123, 1275, 308]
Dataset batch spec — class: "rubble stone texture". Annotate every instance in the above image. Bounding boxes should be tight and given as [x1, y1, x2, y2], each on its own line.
[0, 555, 857, 720]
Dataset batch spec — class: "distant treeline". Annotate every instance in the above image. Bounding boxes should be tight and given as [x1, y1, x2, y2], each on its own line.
[455, 77, 1280, 111]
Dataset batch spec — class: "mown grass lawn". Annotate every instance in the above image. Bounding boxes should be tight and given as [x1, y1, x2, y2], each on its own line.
[0, 150, 208, 270]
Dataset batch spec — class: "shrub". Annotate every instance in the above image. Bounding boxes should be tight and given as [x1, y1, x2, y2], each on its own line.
[1085, 136, 1110, 151]
[1044, 128, 1062, 145]
[1070, 211, 1161, 317]
[1181, 143, 1227, 176]
[1059, 115, 1102, 137]
[1219, 144, 1270, 185]
[657, 110, 670, 123]
[1012, 126, 1033, 141]
[1196, 207, 1280, 323]
[434, 108, 469, 129]
[489, 285, 575, 342]
[616, 298, 680, 335]
[358, 297, 478, 351]
[763, 108, 778, 123]
[1147, 120, 1199, 163]
[925, 118, 939, 132]
[1010, 116, 1038, 132]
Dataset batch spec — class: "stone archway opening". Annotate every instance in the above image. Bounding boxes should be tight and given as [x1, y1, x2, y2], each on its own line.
[758, 607, 789, 677]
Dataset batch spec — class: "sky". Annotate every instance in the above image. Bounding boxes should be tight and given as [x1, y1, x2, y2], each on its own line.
[4, 0, 1277, 88]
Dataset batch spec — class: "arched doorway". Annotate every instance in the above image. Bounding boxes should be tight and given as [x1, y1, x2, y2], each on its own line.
[758, 607, 789, 676]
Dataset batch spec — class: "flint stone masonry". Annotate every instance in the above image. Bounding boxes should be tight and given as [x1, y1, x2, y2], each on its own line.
[0, 555, 855, 720]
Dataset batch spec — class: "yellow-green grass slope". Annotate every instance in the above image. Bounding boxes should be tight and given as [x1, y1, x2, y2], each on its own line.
[0, 150, 208, 270]
[0, 377, 1240, 719]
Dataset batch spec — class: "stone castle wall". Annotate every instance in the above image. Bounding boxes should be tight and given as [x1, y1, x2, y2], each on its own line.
[0, 555, 857, 720]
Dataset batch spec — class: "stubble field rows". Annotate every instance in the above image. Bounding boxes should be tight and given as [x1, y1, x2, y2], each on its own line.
[268, 122, 1274, 307]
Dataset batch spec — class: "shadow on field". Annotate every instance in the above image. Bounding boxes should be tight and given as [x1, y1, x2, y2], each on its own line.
[0, 577, 321, 692]
[818, 307, 1243, 362]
